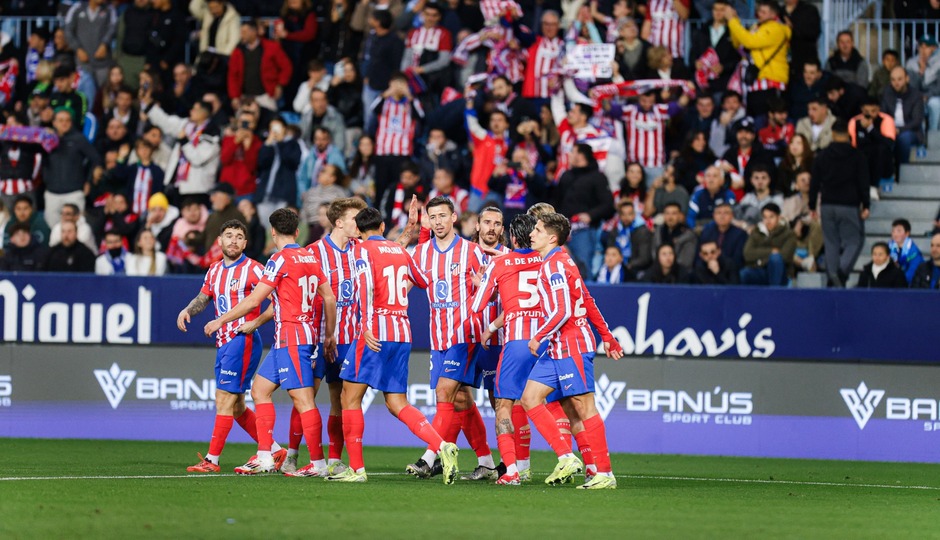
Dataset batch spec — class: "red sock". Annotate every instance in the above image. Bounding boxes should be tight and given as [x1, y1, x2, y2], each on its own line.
[496, 433, 516, 469]
[289, 407, 303, 451]
[342, 409, 365, 471]
[462, 402, 491, 458]
[574, 430, 594, 467]
[208, 414, 234, 456]
[431, 402, 456, 446]
[583, 415, 612, 473]
[327, 415, 344, 460]
[526, 404, 572, 457]
[255, 403, 276, 452]
[300, 409, 324, 461]
[511, 404, 530, 461]
[235, 409, 259, 442]
[399, 405, 443, 452]
[444, 409, 464, 444]
[546, 401, 572, 447]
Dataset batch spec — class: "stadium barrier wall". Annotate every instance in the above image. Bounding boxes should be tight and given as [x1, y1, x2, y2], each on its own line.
[1, 274, 938, 363]
[2, 344, 939, 463]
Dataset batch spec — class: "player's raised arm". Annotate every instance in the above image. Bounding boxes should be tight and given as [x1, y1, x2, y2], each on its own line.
[204, 282, 274, 337]
[178, 292, 211, 332]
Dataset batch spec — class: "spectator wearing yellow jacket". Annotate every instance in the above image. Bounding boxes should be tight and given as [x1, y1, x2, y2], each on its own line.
[726, 1, 791, 118]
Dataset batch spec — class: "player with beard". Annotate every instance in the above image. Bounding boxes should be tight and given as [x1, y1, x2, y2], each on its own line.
[178, 220, 287, 472]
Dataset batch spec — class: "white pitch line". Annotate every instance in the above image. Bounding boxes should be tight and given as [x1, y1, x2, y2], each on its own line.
[1, 473, 939, 491]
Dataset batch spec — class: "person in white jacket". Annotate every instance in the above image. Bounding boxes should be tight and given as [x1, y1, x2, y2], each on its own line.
[127, 229, 168, 276]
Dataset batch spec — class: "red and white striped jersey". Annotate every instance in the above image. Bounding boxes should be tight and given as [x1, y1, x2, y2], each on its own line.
[471, 248, 544, 342]
[308, 235, 359, 345]
[406, 26, 453, 66]
[413, 235, 486, 350]
[622, 104, 670, 168]
[533, 247, 598, 359]
[261, 244, 328, 349]
[556, 118, 611, 181]
[523, 36, 563, 99]
[475, 243, 511, 346]
[373, 97, 424, 157]
[353, 235, 430, 342]
[200, 254, 265, 347]
[647, 0, 687, 59]
[429, 186, 470, 216]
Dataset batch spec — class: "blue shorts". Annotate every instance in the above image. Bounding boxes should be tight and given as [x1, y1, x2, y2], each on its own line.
[324, 343, 354, 384]
[527, 352, 596, 398]
[430, 343, 478, 389]
[474, 344, 501, 391]
[256, 344, 324, 390]
[494, 340, 545, 400]
[340, 340, 411, 393]
[215, 331, 262, 394]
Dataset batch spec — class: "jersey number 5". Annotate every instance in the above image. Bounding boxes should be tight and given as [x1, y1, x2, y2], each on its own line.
[518, 271, 539, 308]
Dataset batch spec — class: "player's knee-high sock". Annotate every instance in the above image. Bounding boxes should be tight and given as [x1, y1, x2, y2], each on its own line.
[496, 433, 517, 475]
[399, 405, 444, 452]
[526, 404, 573, 457]
[327, 414, 344, 462]
[236, 408, 259, 441]
[582, 415, 612, 474]
[289, 407, 303, 454]
[300, 409, 325, 463]
[206, 414, 234, 463]
[445, 409, 464, 443]
[431, 401, 456, 446]
[255, 403, 276, 453]
[342, 409, 365, 472]
[573, 430, 595, 470]
[511, 404, 531, 467]
[462, 402, 494, 466]
[546, 401, 571, 447]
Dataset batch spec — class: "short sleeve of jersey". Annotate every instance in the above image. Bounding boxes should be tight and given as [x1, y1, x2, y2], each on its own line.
[261, 253, 286, 288]
[200, 269, 214, 298]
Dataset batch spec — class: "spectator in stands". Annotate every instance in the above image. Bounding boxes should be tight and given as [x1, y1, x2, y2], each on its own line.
[782, 170, 823, 274]
[96, 117, 132, 157]
[327, 58, 365, 156]
[126, 228, 168, 276]
[490, 75, 539, 132]
[0, 115, 47, 212]
[674, 130, 716, 193]
[489, 146, 547, 224]
[165, 197, 208, 273]
[788, 59, 827, 120]
[362, 10, 406, 132]
[719, 118, 775, 198]
[141, 94, 221, 204]
[255, 118, 302, 223]
[301, 164, 350, 239]
[95, 230, 130, 275]
[4, 195, 49, 247]
[228, 20, 292, 112]
[147, 0, 187, 87]
[708, 91, 747, 161]
[889, 218, 925, 285]
[699, 201, 747, 270]
[91, 66, 128, 118]
[911, 232, 940, 289]
[200, 183, 246, 253]
[370, 72, 421, 210]
[466, 99, 510, 211]
[429, 168, 469, 216]
[810, 119, 869, 287]
[849, 98, 896, 201]
[595, 245, 633, 283]
[907, 35, 940, 134]
[619, 162, 648, 216]
[349, 135, 377, 203]
[49, 203, 96, 252]
[381, 161, 424, 229]
[111, 138, 165, 217]
[419, 128, 465, 187]
[644, 243, 690, 284]
[735, 163, 784, 230]
[726, 0, 790, 117]
[44, 220, 96, 273]
[44, 110, 100, 227]
[319, 0, 361, 69]
[143, 192, 178, 251]
[130, 125, 172, 172]
[857, 242, 908, 288]
[641, 0, 689, 60]
[63, 0, 118, 87]
[292, 60, 331, 114]
[614, 18, 653, 82]
[1, 222, 47, 271]
[236, 198, 266, 261]
[298, 126, 346, 194]
[603, 200, 653, 277]
[49, 65, 89, 128]
[275, 0, 319, 102]
[796, 98, 836, 153]
[826, 31, 869, 88]
[98, 193, 141, 247]
[692, 239, 738, 284]
[166, 64, 199, 118]
[219, 110, 261, 199]
[191, 0, 241, 57]
[688, 165, 736, 228]
[825, 76, 866, 122]
[740, 203, 794, 285]
[653, 201, 697, 271]
[684, 95, 717, 139]
[869, 50, 899, 99]
[776, 133, 813, 195]
[882, 66, 924, 169]
[781, 0, 820, 78]
[646, 163, 690, 217]
[689, 0, 739, 98]
[300, 89, 346, 152]
[401, 2, 453, 103]
[757, 97, 794, 161]
[102, 87, 138, 139]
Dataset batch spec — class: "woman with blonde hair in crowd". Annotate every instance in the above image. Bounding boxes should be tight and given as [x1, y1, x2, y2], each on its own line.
[127, 228, 168, 276]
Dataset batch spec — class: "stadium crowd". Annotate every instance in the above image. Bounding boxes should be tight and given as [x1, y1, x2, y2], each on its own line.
[0, 0, 938, 288]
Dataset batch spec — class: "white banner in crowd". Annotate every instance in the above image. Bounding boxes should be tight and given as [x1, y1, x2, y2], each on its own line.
[566, 44, 616, 79]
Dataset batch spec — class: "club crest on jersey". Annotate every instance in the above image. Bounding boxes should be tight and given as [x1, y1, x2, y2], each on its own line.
[450, 263, 461, 276]
[229, 278, 240, 291]
[549, 272, 565, 289]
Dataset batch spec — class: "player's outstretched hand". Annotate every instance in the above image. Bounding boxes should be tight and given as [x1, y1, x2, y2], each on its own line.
[204, 319, 222, 337]
[177, 310, 190, 332]
[469, 269, 482, 289]
[605, 340, 625, 360]
[528, 338, 540, 356]
[480, 329, 492, 349]
[236, 321, 257, 334]
[324, 336, 337, 362]
[363, 329, 382, 353]
[479, 245, 504, 258]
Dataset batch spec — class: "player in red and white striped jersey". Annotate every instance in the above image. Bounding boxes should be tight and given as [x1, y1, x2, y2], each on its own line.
[371, 73, 425, 210]
[402, 3, 453, 90]
[522, 213, 625, 489]
[551, 92, 611, 181]
[642, 0, 690, 59]
[521, 11, 564, 100]
[328, 207, 460, 483]
[179, 219, 286, 473]
[206, 209, 337, 477]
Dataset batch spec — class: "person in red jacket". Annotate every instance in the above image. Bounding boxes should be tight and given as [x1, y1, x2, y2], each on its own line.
[228, 20, 293, 112]
[219, 110, 262, 197]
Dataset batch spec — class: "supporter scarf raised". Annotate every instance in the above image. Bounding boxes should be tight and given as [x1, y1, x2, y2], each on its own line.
[0, 125, 60, 153]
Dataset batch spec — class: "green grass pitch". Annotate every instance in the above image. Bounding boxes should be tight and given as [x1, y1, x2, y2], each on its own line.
[1, 438, 938, 539]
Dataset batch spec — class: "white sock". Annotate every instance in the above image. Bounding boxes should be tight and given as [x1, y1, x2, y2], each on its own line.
[205, 453, 220, 465]
[517, 459, 530, 471]
[355, 467, 366, 473]
[598, 471, 614, 477]
[505, 463, 518, 475]
[478, 454, 496, 468]
[421, 449, 437, 463]
[313, 459, 328, 470]
[586, 464, 598, 474]
[560, 453, 576, 460]
[257, 450, 273, 463]
[286, 448, 299, 458]
[271, 442, 283, 453]
[328, 458, 341, 465]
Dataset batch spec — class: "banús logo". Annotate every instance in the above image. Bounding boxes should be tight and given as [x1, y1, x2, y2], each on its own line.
[95, 362, 219, 410]
[840, 382, 885, 430]
[95, 363, 137, 409]
[594, 374, 626, 421]
[840, 381, 940, 432]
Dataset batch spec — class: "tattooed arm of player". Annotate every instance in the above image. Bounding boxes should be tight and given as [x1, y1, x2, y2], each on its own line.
[177, 293, 211, 332]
